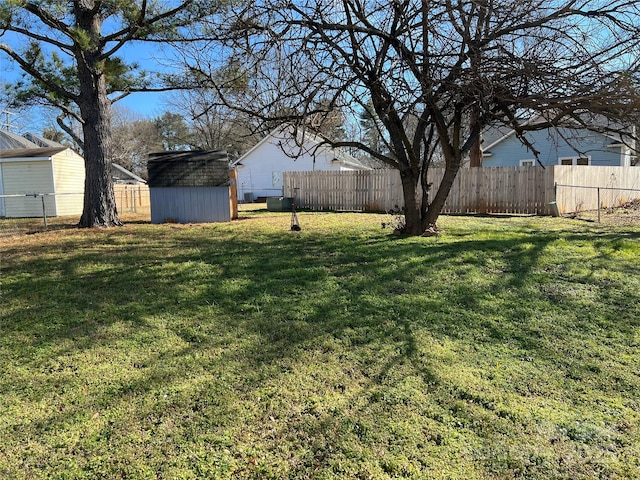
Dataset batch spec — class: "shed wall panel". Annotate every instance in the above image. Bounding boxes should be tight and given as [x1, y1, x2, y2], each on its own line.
[1, 161, 56, 217]
[51, 150, 85, 216]
[150, 187, 231, 224]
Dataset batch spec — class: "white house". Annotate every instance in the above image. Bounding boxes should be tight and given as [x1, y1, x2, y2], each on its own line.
[232, 125, 370, 201]
[0, 147, 85, 218]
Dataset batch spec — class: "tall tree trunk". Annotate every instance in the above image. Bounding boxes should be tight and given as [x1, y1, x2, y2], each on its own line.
[75, 10, 122, 228]
[78, 98, 121, 227]
[399, 160, 463, 236]
[469, 135, 483, 167]
[469, 105, 483, 168]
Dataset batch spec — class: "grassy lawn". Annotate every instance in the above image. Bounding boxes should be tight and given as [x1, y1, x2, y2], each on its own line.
[1, 208, 639, 479]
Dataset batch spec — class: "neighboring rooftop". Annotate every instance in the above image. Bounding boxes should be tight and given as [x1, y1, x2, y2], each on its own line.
[23, 132, 65, 148]
[0, 130, 39, 150]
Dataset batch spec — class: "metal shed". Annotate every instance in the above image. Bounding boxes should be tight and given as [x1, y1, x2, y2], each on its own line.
[147, 150, 237, 224]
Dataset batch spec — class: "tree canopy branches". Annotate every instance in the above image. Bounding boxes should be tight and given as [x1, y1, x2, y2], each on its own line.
[1, 1, 638, 232]
[181, 0, 640, 234]
[0, 0, 231, 227]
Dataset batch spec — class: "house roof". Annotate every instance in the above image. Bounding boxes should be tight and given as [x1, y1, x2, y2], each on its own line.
[481, 124, 515, 150]
[23, 132, 65, 148]
[233, 125, 370, 169]
[112, 163, 146, 184]
[0, 130, 40, 150]
[0, 147, 69, 159]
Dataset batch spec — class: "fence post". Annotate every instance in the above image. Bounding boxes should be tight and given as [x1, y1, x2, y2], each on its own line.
[41, 194, 47, 230]
[597, 187, 601, 223]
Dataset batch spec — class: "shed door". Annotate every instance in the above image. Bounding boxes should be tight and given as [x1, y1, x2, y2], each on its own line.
[0, 163, 5, 217]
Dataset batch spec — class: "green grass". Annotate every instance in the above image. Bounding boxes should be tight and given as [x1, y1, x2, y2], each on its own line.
[1, 209, 639, 479]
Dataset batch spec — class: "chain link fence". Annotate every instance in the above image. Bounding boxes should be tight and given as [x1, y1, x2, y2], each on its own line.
[555, 183, 640, 224]
[0, 185, 150, 237]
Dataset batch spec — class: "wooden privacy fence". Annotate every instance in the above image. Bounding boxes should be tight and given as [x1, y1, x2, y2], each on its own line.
[114, 184, 150, 214]
[284, 166, 640, 215]
[283, 169, 404, 212]
[554, 166, 640, 213]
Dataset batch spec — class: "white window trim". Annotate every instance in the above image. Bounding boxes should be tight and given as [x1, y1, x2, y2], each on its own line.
[558, 156, 591, 166]
[519, 159, 536, 166]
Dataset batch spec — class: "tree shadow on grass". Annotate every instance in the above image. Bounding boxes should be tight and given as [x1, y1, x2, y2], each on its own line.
[4, 223, 639, 375]
[2, 221, 640, 477]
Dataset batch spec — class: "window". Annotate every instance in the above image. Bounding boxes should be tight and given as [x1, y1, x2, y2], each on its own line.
[520, 159, 535, 167]
[272, 171, 283, 187]
[559, 156, 591, 166]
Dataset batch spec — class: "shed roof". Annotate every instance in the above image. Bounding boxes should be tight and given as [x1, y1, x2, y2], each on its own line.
[147, 150, 230, 188]
[0, 147, 69, 159]
[148, 150, 229, 163]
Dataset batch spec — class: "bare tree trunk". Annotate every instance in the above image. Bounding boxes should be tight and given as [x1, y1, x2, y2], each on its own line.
[400, 159, 463, 235]
[469, 136, 483, 168]
[424, 159, 463, 228]
[399, 170, 423, 235]
[74, 8, 121, 228]
[77, 56, 121, 227]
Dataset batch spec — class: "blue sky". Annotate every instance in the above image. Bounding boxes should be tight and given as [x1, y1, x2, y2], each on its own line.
[117, 92, 169, 117]
[115, 41, 179, 118]
[1, 31, 180, 133]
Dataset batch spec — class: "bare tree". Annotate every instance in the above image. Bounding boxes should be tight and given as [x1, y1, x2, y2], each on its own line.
[0, 1, 226, 227]
[185, 99, 260, 158]
[183, 0, 639, 235]
[165, 55, 268, 157]
[111, 106, 162, 178]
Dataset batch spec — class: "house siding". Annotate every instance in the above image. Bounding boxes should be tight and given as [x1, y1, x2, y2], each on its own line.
[483, 128, 623, 167]
[51, 150, 85, 216]
[235, 134, 361, 201]
[0, 160, 56, 217]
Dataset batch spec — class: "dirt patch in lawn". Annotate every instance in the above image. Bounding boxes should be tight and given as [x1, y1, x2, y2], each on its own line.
[569, 199, 640, 226]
